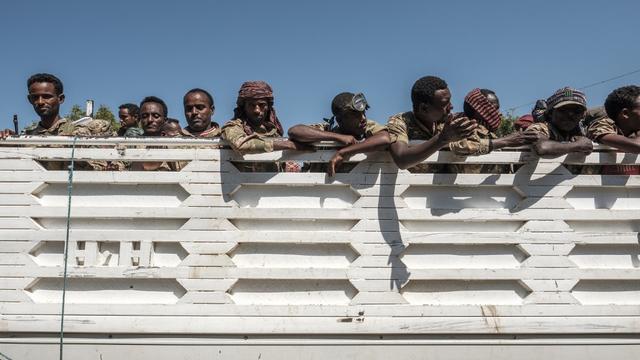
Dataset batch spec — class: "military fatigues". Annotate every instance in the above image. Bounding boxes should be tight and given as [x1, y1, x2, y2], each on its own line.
[22, 117, 120, 171]
[527, 108, 603, 174]
[222, 118, 280, 154]
[584, 107, 639, 175]
[181, 124, 221, 138]
[386, 111, 496, 173]
[309, 119, 386, 139]
[303, 119, 386, 172]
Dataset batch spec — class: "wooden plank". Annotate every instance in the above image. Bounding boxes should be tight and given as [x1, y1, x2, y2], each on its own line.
[3, 315, 640, 334]
[0, 217, 40, 229]
[178, 292, 233, 304]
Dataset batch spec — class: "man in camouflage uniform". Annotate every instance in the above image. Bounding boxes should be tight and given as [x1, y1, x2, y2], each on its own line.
[222, 81, 306, 154]
[386, 75, 477, 171]
[288, 92, 390, 176]
[181, 88, 221, 138]
[527, 87, 594, 157]
[117, 103, 143, 137]
[584, 85, 640, 174]
[11, 73, 116, 170]
[222, 81, 307, 172]
[131, 96, 179, 171]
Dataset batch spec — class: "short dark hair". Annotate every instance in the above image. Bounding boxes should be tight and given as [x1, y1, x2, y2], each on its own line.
[118, 103, 140, 117]
[331, 92, 355, 117]
[140, 96, 168, 117]
[605, 85, 640, 120]
[411, 76, 448, 110]
[184, 88, 214, 108]
[166, 118, 181, 125]
[27, 73, 64, 95]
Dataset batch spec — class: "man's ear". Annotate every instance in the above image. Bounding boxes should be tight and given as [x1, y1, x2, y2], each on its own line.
[617, 108, 630, 122]
[58, 93, 65, 104]
[211, 105, 215, 114]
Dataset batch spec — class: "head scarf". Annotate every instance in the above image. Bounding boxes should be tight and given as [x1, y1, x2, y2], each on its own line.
[514, 114, 534, 131]
[234, 81, 283, 136]
[546, 87, 587, 110]
[464, 88, 502, 132]
[532, 87, 587, 123]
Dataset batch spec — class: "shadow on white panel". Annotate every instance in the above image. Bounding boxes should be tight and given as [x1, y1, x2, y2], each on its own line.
[401, 186, 522, 210]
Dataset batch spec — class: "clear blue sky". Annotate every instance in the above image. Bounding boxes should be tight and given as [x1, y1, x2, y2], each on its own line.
[1, 0, 638, 131]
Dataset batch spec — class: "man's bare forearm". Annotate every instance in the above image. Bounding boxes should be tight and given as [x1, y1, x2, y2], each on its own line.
[389, 135, 447, 169]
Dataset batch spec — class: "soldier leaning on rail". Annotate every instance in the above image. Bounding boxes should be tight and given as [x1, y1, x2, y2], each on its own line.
[0, 73, 118, 170]
[583, 85, 640, 174]
[449, 88, 539, 173]
[526, 87, 595, 157]
[385, 75, 477, 172]
[288, 92, 390, 176]
[221, 81, 308, 172]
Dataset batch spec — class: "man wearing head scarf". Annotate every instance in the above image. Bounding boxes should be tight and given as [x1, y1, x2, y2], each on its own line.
[527, 87, 594, 156]
[221, 81, 304, 154]
[454, 88, 538, 155]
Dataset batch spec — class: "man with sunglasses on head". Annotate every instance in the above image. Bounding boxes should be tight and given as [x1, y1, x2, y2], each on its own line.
[288, 92, 390, 176]
[526, 87, 594, 156]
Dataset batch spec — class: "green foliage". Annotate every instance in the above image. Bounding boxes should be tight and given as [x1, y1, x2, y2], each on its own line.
[66, 104, 85, 121]
[95, 104, 118, 129]
[496, 112, 517, 137]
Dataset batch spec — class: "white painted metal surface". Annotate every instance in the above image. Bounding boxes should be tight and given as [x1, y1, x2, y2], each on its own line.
[1, 137, 640, 359]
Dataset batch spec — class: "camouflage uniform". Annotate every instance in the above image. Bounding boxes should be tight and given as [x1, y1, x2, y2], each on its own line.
[387, 111, 494, 173]
[23, 117, 120, 171]
[222, 118, 280, 154]
[181, 124, 221, 138]
[584, 107, 639, 175]
[309, 119, 386, 139]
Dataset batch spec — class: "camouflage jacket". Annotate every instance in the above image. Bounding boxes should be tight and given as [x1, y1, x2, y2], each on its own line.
[222, 118, 281, 154]
[387, 111, 492, 155]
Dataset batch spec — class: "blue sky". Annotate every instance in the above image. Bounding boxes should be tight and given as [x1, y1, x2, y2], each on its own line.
[1, 0, 638, 131]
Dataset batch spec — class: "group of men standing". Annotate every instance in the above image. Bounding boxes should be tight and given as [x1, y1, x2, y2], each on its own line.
[2, 73, 640, 174]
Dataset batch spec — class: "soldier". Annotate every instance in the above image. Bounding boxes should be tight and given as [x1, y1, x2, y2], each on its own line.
[117, 103, 143, 137]
[182, 88, 220, 138]
[386, 75, 477, 170]
[584, 85, 640, 174]
[162, 118, 182, 137]
[132, 96, 175, 171]
[222, 81, 306, 154]
[288, 92, 390, 176]
[1, 73, 116, 170]
[527, 87, 593, 156]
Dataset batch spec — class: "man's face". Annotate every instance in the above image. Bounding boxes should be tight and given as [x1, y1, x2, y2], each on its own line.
[140, 102, 166, 135]
[162, 123, 181, 137]
[184, 92, 213, 131]
[419, 88, 452, 123]
[28, 82, 64, 118]
[118, 108, 138, 128]
[550, 104, 586, 132]
[243, 99, 269, 123]
[337, 110, 367, 137]
[616, 95, 640, 135]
